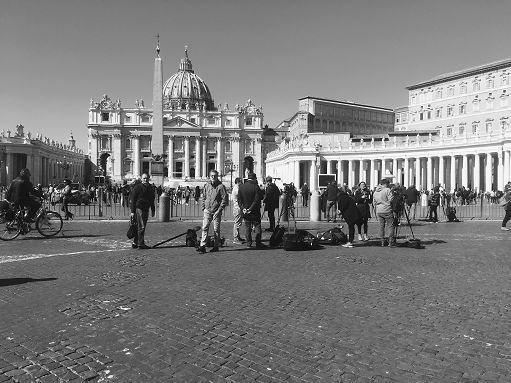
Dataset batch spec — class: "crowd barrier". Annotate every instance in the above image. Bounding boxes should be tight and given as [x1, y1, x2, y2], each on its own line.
[0, 190, 507, 221]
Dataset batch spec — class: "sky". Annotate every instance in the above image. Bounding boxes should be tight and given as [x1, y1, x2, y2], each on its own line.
[1, 0, 511, 151]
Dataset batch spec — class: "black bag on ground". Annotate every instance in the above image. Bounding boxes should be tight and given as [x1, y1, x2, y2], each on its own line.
[126, 217, 137, 239]
[316, 227, 348, 245]
[283, 229, 320, 251]
[269, 225, 286, 247]
[446, 206, 460, 222]
[185, 229, 198, 247]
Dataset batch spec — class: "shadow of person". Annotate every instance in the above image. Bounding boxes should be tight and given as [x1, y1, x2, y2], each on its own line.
[0, 277, 57, 287]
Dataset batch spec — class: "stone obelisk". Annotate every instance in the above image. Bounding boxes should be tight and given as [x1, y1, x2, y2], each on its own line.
[151, 34, 164, 186]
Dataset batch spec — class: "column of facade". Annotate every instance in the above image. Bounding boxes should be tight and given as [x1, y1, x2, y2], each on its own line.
[112, 134, 121, 179]
[357, 159, 363, 185]
[415, 157, 421, 188]
[184, 136, 190, 178]
[310, 159, 318, 190]
[202, 138, 208, 178]
[498, 151, 504, 191]
[392, 158, 398, 181]
[337, 160, 343, 185]
[461, 154, 468, 188]
[504, 150, 510, 185]
[216, 138, 222, 175]
[370, 159, 376, 188]
[167, 136, 174, 178]
[486, 153, 493, 192]
[232, 137, 240, 179]
[450, 155, 456, 192]
[294, 160, 300, 187]
[348, 160, 354, 188]
[403, 158, 409, 187]
[132, 135, 140, 177]
[474, 154, 480, 192]
[195, 137, 201, 179]
[426, 156, 432, 190]
[327, 160, 332, 175]
[255, 138, 263, 180]
[438, 156, 445, 188]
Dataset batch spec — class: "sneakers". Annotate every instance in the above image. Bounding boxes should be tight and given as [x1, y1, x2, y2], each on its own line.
[197, 246, 207, 254]
[388, 242, 397, 248]
[501, 227, 510, 231]
[131, 243, 138, 249]
[138, 244, 151, 250]
[232, 239, 244, 245]
[342, 242, 354, 248]
[255, 243, 267, 249]
[358, 234, 363, 241]
[235, 236, 246, 242]
[363, 234, 369, 241]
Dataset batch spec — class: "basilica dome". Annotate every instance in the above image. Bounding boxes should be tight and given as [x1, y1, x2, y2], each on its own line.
[163, 49, 214, 111]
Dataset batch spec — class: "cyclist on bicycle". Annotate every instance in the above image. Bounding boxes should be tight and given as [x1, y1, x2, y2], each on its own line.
[6, 168, 43, 222]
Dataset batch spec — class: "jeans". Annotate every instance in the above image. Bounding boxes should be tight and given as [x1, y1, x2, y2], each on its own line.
[134, 208, 149, 246]
[326, 200, 337, 221]
[267, 208, 276, 230]
[201, 209, 222, 247]
[233, 207, 243, 239]
[502, 210, 511, 227]
[377, 212, 395, 243]
[429, 206, 438, 222]
[244, 219, 262, 246]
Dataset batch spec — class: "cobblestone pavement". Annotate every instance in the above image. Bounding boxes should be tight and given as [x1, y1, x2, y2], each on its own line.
[0, 218, 510, 382]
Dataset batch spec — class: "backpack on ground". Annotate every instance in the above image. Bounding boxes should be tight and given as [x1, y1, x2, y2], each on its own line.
[283, 229, 320, 251]
[316, 227, 348, 245]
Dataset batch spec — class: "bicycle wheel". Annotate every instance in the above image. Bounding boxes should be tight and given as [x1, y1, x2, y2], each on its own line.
[0, 219, 22, 240]
[36, 211, 63, 237]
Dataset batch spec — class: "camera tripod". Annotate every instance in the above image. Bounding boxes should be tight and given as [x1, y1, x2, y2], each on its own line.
[394, 204, 418, 242]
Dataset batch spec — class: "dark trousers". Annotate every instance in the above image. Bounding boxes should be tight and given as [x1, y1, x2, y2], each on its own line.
[357, 217, 368, 234]
[347, 223, 355, 243]
[267, 208, 276, 230]
[244, 219, 262, 246]
[134, 208, 149, 246]
[502, 210, 511, 227]
[20, 198, 41, 221]
[302, 196, 309, 207]
[429, 206, 438, 222]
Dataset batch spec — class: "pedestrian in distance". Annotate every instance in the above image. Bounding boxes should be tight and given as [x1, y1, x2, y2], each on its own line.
[232, 177, 245, 244]
[62, 178, 74, 220]
[353, 181, 372, 241]
[337, 188, 362, 248]
[326, 181, 339, 222]
[262, 176, 280, 232]
[238, 173, 266, 249]
[197, 169, 228, 254]
[428, 186, 441, 222]
[500, 187, 511, 231]
[373, 178, 396, 247]
[130, 173, 155, 250]
[301, 183, 310, 207]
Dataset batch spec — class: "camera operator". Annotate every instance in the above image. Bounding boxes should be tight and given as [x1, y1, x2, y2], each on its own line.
[281, 183, 297, 220]
[373, 178, 396, 247]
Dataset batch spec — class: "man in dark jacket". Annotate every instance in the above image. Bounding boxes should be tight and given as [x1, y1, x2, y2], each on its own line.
[404, 185, 420, 220]
[238, 173, 265, 249]
[263, 176, 280, 232]
[6, 168, 42, 222]
[130, 173, 155, 249]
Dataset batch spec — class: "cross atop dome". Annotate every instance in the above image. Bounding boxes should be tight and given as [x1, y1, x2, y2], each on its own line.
[155, 33, 160, 57]
[179, 45, 193, 72]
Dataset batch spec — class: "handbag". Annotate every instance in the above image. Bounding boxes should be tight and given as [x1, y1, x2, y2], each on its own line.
[126, 217, 137, 239]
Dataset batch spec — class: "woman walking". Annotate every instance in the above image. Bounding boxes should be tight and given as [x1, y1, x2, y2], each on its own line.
[62, 179, 74, 220]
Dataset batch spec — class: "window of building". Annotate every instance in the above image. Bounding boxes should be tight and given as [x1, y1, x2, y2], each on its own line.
[190, 117, 196, 124]
[459, 125, 465, 135]
[473, 78, 481, 91]
[460, 83, 467, 94]
[447, 127, 452, 136]
[208, 117, 216, 125]
[419, 92, 425, 103]
[245, 117, 252, 126]
[500, 90, 509, 107]
[436, 88, 443, 99]
[427, 110, 432, 120]
[175, 138, 184, 152]
[448, 86, 455, 96]
[472, 96, 480, 112]
[501, 120, 509, 130]
[396, 115, 400, 123]
[472, 123, 478, 135]
[501, 73, 509, 86]
[141, 115, 150, 123]
[225, 119, 231, 126]
[225, 140, 232, 152]
[486, 93, 494, 109]
[435, 108, 442, 118]
[245, 139, 253, 154]
[125, 115, 132, 123]
[411, 94, 416, 104]
[101, 112, 110, 122]
[447, 105, 454, 117]
[140, 136, 151, 151]
[486, 121, 492, 133]
[125, 138, 132, 150]
[459, 103, 467, 114]
[100, 136, 110, 151]
[123, 159, 132, 174]
[487, 76, 495, 88]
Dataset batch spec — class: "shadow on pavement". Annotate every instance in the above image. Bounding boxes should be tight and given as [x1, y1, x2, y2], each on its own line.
[0, 277, 57, 287]
[19, 234, 108, 241]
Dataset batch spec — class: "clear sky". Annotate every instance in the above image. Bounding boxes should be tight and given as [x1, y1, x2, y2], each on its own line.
[1, 0, 510, 150]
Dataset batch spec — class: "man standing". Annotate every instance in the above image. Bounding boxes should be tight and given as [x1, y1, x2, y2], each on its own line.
[326, 181, 339, 222]
[301, 183, 310, 207]
[197, 169, 228, 254]
[130, 173, 155, 250]
[263, 176, 280, 232]
[232, 177, 245, 244]
[238, 173, 265, 249]
[373, 178, 396, 247]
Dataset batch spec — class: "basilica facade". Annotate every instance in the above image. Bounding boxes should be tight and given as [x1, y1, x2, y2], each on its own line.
[87, 46, 264, 186]
[266, 58, 511, 193]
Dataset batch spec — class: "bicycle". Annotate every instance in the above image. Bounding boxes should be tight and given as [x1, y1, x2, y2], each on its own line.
[0, 202, 63, 241]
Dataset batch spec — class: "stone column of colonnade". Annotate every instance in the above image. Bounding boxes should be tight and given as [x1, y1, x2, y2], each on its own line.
[195, 137, 201, 179]
[294, 161, 300, 187]
[184, 137, 190, 178]
[202, 139, 207, 178]
[167, 136, 174, 178]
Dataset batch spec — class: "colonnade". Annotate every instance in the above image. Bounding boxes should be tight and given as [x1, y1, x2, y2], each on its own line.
[287, 150, 511, 192]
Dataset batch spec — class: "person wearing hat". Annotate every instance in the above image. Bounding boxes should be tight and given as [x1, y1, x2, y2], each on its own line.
[238, 173, 265, 249]
[262, 176, 280, 232]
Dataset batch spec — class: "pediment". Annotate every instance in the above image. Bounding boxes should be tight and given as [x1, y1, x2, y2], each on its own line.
[163, 117, 199, 129]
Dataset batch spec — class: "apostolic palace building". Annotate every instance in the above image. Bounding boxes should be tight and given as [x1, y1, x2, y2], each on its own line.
[266, 58, 511, 193]
[87, 43, 264, 186]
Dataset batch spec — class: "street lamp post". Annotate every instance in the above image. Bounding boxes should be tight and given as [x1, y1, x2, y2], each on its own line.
[57, 156, 71, 179]
[224, 162, 238, 190]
